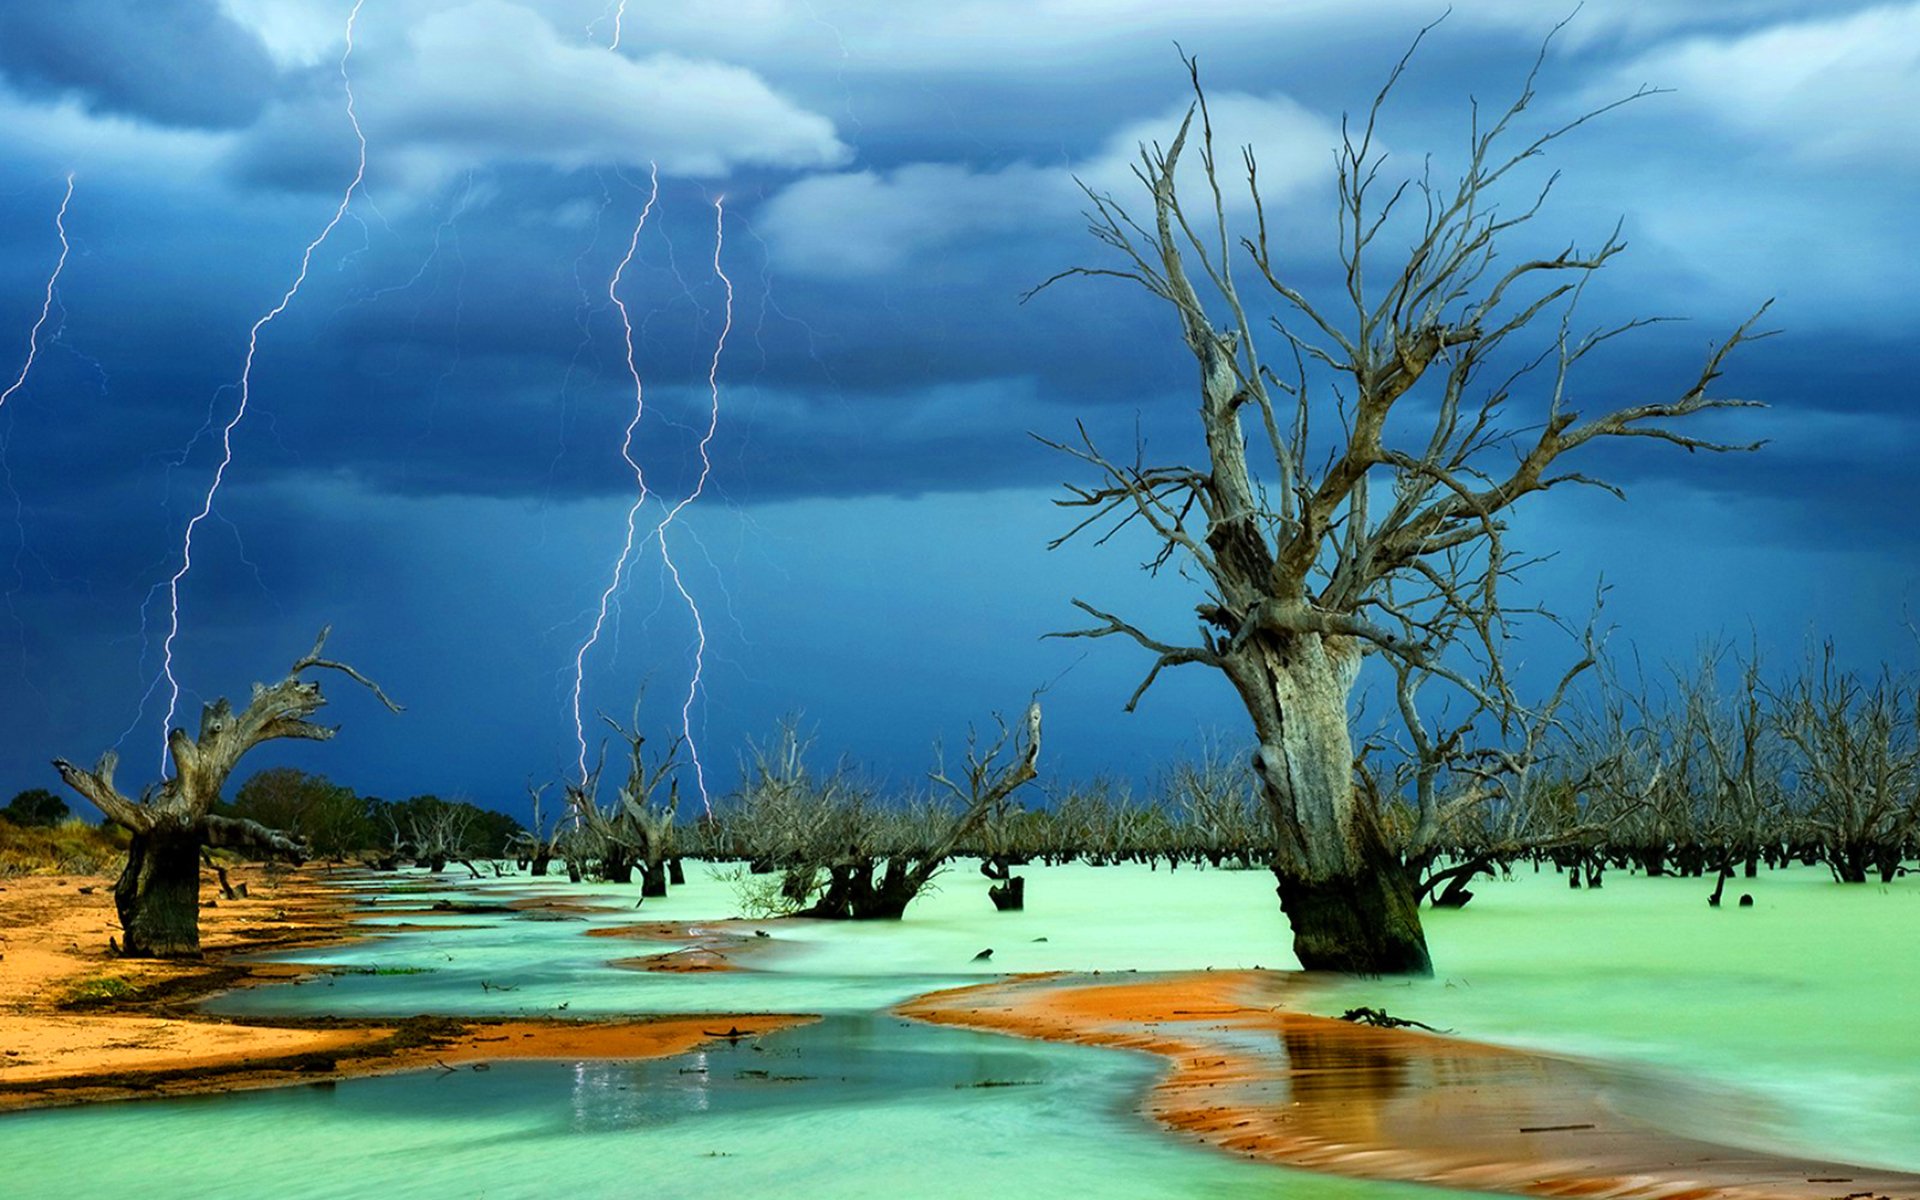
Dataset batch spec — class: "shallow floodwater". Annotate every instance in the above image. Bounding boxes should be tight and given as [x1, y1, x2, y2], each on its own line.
[6, 859, 1917, 1195]
[1316, 863, 1920, 1171]
[0, 1016, 1419, 1200]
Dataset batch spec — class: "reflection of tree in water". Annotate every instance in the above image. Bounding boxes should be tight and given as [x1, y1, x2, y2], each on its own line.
[1276, 1020, 1410, 1146]
[1272, 1016, 1576, 1162]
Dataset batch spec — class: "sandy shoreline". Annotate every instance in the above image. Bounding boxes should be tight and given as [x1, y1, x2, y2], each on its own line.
[0, 866, 809, 1110]
[901, 970, 1920, 1200]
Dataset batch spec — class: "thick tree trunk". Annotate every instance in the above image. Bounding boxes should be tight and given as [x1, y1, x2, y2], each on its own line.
[638, 860, 668, 898]
[1244, 635, 1432, 976]
[794, 857, 932, 920]
[1274, 846, 1429, 974]
[115, 824, 204, 958]
[597, 846, 634, 885]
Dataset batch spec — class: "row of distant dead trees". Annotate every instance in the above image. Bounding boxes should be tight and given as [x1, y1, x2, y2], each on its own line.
[486, 643, 1918, 923]
[44, 621, 1920, 958]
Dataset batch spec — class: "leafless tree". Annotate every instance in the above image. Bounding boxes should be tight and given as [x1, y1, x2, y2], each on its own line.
[1359, 629, 1600, 906]
[597, 711, 683, 897]
[510, 781, 565, 876]
[732, 706, 1042, 919]
[1160, 735, 1263, 868]
[52, 628, 400, 957]
[1675, 649, 1788, 890]
[932, 709, 1047, 910]
[1775, 648, 1920, 883]
[407, 799, 475, 875]
[1032, 28, 1767, 972]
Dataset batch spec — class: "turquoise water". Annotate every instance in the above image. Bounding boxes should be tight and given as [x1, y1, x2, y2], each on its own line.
[0, 1017, 1417, 1200]
[215, 861, 1294, 1018]
[4, 859, 1916, 1195]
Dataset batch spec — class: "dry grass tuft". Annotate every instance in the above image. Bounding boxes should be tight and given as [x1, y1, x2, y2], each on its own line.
[0, 820, 129, 879]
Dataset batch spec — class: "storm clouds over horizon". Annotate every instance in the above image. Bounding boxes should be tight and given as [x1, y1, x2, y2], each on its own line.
[0, 1, 1914, 815]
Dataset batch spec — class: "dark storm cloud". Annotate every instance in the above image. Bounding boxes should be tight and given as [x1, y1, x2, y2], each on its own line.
[2, 0, 1917, 813]
[0, 0, 279, 130]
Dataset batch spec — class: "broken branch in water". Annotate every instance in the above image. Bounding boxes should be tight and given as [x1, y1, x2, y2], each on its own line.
[1337, 1006, 1447, 1033]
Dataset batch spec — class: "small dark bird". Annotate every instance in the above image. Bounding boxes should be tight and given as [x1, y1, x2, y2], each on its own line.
[972, 948, 994, 962]
[754, 930, 770, 938]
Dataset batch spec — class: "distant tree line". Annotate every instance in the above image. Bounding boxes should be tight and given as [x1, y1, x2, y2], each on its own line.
[209, 767, 523, 868]
[639, 645, 1918, 917]
[1, 788, 70, 827]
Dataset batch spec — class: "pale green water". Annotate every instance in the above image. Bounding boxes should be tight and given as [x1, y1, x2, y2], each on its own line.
[1315, 863, 1920, 1171]
[214, 861, 1295, 1017]
[5, 859, 1916, 1195]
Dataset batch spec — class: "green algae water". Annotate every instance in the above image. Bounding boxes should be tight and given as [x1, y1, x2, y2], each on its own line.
[1313, 863, 1920, 1171]
[5, 860, 1917, 1196]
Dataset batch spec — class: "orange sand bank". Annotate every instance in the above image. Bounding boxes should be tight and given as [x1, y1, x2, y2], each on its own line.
[901, 971, 1920, 1200]
[0, 867, 809, 1109]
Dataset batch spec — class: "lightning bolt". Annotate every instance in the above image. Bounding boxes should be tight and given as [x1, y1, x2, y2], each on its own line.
[645, 196, 731, 813]
[0, 174, 75, 415]
[610, 1, 629, 49]
[154, 0, 368, 770]
[0, 173, 77, 697]
[568, 164, 660, 785]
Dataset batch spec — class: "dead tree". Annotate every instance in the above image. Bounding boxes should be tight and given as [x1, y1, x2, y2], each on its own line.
[1682, 649, 1786, 882]
[567, 712, 683, 895]
[511, 781, 565, 876]
[738, 706, 1042, 919]
[1775, 648, 1920, 883]
[1162, 736, 1263, 869]
[52, 629, 399, 957]
[1360, 605, 1623, 910]
[408, 799, 474, 874]
[930, 711, 1047, 911]
[604, 713, 682, 898]
[1032, 30, 1766, 973]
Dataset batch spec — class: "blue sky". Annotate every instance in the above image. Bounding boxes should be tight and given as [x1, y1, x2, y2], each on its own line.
[0, 0, 1915, 815]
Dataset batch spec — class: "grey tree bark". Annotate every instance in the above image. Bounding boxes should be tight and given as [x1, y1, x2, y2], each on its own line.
[52, 629, 399, 957]
[567, 709, 682, 900]
[1036, 27, 1766, 974]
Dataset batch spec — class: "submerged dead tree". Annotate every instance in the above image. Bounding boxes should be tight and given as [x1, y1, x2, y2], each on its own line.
[1036, 32, 1766, 974]
[52, 629, 400, 957]
[803, 703, 1041, 919]
[567, 711, 683, 896]
[512, 782, 565, 876]
[1775, 649, 1920, 884]
[934, 713, 1046, 911]
[734, 706, 1042, 919]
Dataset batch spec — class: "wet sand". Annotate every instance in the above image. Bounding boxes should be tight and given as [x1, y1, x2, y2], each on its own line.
[0, 868, 809, 1110]
[901, 970, 1920, 1200]
[591, 918, 786, 973]
[0, 866, 359, 1097]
